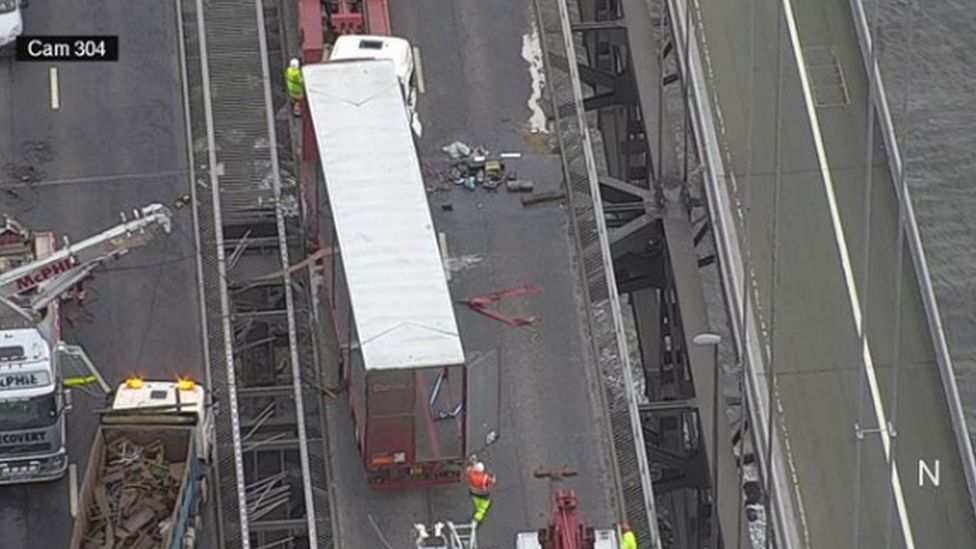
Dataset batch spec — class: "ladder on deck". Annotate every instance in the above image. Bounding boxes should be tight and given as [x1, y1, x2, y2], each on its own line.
[413, 521, 477, 549]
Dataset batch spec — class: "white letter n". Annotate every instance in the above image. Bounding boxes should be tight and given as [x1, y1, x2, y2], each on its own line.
[918, 459, 940, 487]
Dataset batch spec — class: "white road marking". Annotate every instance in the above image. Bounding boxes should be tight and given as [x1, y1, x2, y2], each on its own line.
[438, 231, 450, 281]
[68, 462, 78, 518]
[412, 46, 426, 95]
[49, 67, 60, 111]
[780, 0, 916, 547]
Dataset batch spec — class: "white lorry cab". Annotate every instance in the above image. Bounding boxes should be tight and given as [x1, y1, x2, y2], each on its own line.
[104, 377, 214, 464]
[329, 35, 423, 137]
[0, 328, 69, 483]
[0, 0, 24, 53]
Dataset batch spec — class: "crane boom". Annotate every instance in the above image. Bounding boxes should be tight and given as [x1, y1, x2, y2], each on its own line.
[0, 203, 173, 313]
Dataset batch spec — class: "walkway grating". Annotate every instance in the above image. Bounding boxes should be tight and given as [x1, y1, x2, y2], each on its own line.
[177, 0, 334, 546]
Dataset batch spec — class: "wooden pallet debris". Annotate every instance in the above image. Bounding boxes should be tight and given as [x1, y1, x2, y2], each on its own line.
[80, 437, 185, 549]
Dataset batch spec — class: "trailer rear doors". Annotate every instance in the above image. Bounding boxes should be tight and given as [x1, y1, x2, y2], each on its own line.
[364, 364, 465, 487]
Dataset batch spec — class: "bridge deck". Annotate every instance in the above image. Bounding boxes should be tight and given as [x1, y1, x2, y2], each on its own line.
[691, 0, 976, 546]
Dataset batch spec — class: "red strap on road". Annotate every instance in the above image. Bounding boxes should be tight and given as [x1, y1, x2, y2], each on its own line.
[463, 284, 543, 327]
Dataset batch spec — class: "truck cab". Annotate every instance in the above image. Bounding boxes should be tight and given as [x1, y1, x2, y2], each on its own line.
[0, 224, 69, 484]
[0, 0, 25, 54]
[329, 34, 423, 137]
[0, 328, 69, 482]
[105, 378, 214, 464]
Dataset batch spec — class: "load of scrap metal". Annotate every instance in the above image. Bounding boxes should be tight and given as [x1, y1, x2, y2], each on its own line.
[81, 437, 185, 549]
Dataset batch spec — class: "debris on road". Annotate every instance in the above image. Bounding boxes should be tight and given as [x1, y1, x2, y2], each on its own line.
[445, 253, 485, 274]
[441, 141, 521, 193]
[505, 180, 535, 193]
[441, 141, 472, 159]
[172, 194, 192, 210]
[521, 191, 566, 207]
[79, 437, 186, 549]
[462, 284, 542, 327]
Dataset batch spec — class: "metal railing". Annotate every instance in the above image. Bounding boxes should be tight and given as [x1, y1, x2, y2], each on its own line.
[176, 0, 333, 545]
[531, 0, 662, 546]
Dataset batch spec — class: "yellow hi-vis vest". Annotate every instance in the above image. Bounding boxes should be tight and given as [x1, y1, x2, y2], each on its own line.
[621, 530, 638, 549]
[285, 66, 304, 100]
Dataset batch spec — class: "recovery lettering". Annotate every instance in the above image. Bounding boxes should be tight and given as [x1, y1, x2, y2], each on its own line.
[0, 432, 45, 445]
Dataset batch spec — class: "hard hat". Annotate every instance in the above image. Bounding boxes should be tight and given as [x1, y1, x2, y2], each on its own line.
[472, 462, 485, 473]
[289, 58, 300, 70]
[620, 523, 631, 533]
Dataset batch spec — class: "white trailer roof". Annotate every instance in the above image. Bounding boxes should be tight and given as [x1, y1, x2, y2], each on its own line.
[304, 60, 464, 371]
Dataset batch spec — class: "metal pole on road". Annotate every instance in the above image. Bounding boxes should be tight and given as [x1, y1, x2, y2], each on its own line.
[694, 331, 723, 549]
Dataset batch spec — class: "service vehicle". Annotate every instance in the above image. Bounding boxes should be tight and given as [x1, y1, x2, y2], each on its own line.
[70, 377, 213, 549]
[0, 203, 172, 483]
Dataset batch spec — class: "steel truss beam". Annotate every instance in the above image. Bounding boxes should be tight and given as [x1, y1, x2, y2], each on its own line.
[570, 2, 754, 548]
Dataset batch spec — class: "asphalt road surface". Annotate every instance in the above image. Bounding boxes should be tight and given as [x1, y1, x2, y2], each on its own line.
[320, 1, 620, 547]
[0, 1, 206, 547]
[693, 0, 976, 547]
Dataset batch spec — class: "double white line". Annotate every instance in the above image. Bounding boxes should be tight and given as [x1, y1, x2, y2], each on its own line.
[780, 1, 916, 548]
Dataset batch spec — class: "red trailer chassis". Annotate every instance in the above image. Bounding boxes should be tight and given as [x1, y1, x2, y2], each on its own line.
[297, 0, 392, 250]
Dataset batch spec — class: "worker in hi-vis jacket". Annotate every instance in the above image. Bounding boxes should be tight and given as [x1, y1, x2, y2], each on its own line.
[466, 458, 497, 526]
[285, 58, 304, 117]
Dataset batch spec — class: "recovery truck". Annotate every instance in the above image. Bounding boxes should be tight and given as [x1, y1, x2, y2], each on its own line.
[0, 203, 172, 483]
[70, 377, 213, 549]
